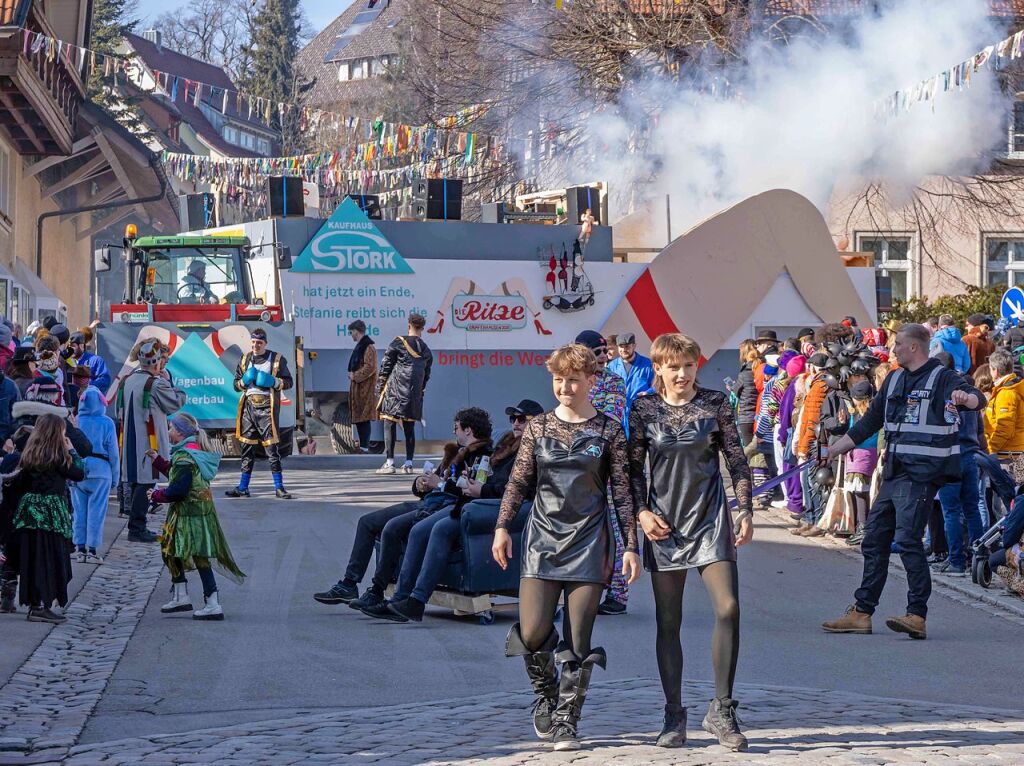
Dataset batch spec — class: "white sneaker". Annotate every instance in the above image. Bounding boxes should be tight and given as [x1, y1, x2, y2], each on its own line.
[160, 583, 192, 613]
[75, 549, 87, 563]
[376, 460, 396, 475]
[193, 591, 224, 621]
[770, 499, 788, 509]
[401, 461, 414, 474]
[85, 552, 104, 565]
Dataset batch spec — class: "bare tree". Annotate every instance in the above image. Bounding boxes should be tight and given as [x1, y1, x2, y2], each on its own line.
[153, 0, 314, 83]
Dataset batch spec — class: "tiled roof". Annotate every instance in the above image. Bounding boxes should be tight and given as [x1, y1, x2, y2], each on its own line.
[765, 0, 1024, 15]
[297, 0, 402, 108]
[125, 33, 273, 157]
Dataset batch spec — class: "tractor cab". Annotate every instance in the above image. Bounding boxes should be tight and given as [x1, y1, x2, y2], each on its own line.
[134, 239, 249, 306]
[96, 225, 291, 323]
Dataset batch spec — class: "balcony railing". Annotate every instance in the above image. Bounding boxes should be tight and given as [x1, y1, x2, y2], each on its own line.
[0, 0, 86, 155]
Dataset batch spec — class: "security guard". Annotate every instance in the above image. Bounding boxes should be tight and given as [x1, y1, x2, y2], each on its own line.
[821, 323, 982, 640]
[226, 327, 294, 499]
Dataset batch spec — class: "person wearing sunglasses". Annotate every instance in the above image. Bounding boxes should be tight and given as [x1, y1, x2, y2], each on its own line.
[576, 330, 630, 616]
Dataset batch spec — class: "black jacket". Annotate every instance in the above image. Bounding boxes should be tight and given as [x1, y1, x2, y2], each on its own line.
[376, 335, 433, 421]
[820, 389, 853, 449]
[734, 362, 758, 425]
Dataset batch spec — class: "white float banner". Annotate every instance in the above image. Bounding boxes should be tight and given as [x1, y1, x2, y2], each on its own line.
[281, 260, 645, 350]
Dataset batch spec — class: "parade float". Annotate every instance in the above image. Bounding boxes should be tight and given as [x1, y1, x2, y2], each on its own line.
[99, 189, 875, 448]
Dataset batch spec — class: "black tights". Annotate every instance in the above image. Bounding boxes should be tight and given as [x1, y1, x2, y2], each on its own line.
[652, 561, 740, 707]
[518, 578, 604, 656]
[384, 420, 416, 462]
[166, 556, 217, 598]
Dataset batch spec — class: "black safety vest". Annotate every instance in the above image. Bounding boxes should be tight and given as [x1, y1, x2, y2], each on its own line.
[882, 365, 961, 484]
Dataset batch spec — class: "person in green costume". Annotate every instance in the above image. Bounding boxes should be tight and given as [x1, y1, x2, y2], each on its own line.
[148, 412, 244, 621]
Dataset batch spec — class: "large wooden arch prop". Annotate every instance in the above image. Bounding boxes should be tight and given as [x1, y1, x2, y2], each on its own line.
[601, 189, 872, 357]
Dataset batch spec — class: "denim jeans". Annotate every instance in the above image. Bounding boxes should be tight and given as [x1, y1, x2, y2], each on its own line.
[855, 475, 937, 618]
[343, 501, 419, 590]
[72, 477, 112, 551]
[800, 464, 822, 525]
[937, 453, 986, 569]
[392, 508, 460, 602]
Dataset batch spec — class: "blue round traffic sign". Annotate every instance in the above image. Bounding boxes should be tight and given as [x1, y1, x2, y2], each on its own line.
[1002, 287, 1024, 326]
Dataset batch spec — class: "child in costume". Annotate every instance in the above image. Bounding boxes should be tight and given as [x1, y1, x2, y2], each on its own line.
[150, 412, 244, 620]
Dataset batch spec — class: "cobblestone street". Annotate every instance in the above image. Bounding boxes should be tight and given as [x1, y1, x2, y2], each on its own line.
[1, 459, 1023, 766]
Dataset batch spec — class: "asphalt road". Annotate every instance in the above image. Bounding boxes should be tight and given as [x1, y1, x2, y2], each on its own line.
[79, 458, 1024, 744]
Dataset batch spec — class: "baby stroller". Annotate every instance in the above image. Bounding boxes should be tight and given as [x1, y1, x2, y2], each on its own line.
[971, 493, 1024, 588]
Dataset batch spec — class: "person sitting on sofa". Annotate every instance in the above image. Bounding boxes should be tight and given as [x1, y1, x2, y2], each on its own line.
[313, 407, 493, 611]
[365, 398, 544, 622]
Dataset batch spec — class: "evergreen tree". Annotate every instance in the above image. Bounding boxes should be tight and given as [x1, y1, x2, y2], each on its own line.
[89, 0, 150, 138]
[240, 0, 310, 155]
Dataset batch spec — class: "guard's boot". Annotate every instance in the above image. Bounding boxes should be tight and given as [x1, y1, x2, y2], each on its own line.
[702, 697, 748, 751]
[0, 577, 17, 614]
[885, 613, 927, 640]
[656, 704, 687, 748]
[505, 623, 559, 740]
[550, 643, 606, 751]
[160, 582, 192, 614]
[822, 605, 872, 634]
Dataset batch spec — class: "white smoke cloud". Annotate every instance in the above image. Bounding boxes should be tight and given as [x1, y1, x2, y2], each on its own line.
[572, 0, 1011, 234]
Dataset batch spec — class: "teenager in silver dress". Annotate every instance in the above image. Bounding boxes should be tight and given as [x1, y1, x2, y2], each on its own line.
[629, 333, 754, 751]
[493, 343, 641, 751]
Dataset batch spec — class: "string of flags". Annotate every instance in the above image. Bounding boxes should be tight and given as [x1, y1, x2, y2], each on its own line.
[161, 148, 502, 216]
[879, 28, 1024, 116]
[16, 26, 494, 146]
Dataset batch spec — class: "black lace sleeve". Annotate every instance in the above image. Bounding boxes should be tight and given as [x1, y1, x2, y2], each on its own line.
[496, 415, 541, 530]
[628, 401, 651, 515]
[608, 420, 639, 552]
[715, 393, 752, 515]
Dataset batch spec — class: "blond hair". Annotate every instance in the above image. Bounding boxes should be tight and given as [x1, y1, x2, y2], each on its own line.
[739, 339, 758, 365]
[651, 333, 702, 395]
[546, 343, 597, 377]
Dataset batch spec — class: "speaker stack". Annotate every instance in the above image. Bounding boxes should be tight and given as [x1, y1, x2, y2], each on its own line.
[266, 175, 305, 217]
[345, 193, 382, 220]
[565, 186, 601, 226]
[412, 178, 463, 220]
[179, 193, 216, 230]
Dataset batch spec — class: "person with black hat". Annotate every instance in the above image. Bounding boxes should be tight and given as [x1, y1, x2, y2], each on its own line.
[575, 330, 631, 615]
[754, 330, 779, 356]
[607, 332, 655, 419]
[69, 331, 112, 392]
[367, 399, 545, 623]
[226, 327, 294, 499]
[116, 339, 186, 543]
[9, 347, 37, 399]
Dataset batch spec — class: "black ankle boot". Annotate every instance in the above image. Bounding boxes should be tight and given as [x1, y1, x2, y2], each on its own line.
[550, 643, 606, 751]
[656, 704, 687, 747]
[505, 623, 559, 740]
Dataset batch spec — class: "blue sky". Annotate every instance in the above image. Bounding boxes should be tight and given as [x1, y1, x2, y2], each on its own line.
[134, 1, 353, 38]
